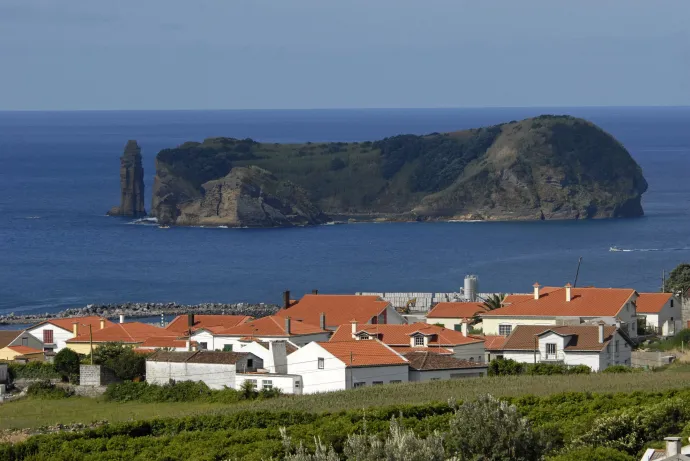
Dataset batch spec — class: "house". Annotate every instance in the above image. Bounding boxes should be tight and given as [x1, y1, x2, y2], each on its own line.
[235, 340, 303, 394]
[482, 284, 639, 338]
[136, 336, 198, 352]
[0, 330, 43, 352]
[329, 322, 486, 362]
[146, 350, 263, 390]
[637, 293, 681, 337]
[66, 321, 171, 354]
[0, 345, 44, 362]
[165, 314, 252, 335]
[641, 437, 690, 460]
[189, 315, 330, 351]
[477, 335, 508, 362]
[287, 340, 409, 393]
[234, 339, 299, 374]
[26, 316, 115, 352]
[426, 302, 487, 330]
[404, 351, 488, 381]
[497, 323, 633, 371]
[275, 294, 406, 330]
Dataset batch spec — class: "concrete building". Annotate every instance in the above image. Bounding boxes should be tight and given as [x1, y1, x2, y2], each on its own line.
[482, 284, 639, 338]
[404, 351, 488, 381]
[275, 294, 406, 330]
[25, 316, 115, 352]
[637, 293, 682, 337]
[497, 324, 634, 371]
[426, 302, 487, 330]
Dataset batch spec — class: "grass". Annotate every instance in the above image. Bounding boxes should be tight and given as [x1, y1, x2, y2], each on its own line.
[3, 371, 690, 430]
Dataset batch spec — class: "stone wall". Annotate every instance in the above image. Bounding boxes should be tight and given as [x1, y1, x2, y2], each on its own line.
[79, 365, 120, 386]
[632, 350, 676, 369]
[682, 297, 690, 327]
[73, 385, 108, 397]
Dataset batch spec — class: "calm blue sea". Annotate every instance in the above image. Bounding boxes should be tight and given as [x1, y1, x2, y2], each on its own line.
[1, 107, 690, 315]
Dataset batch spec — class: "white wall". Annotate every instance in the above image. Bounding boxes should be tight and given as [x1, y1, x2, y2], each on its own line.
[502, 351, 537, 364]
[191, 332, 330, 351]
[146, 362, 238, 389]
[346, 365, 409, 388]
[235, 373, 302, 395]
[644, 297, 682, 337]
[384, 305, 407, 324]
[482, 317, 558, 336]
[450, 342, 486, 364]
[26, 324, 73, 352]
[409, 368, 486, 382]
[288, 342, 347, 394]
[426, 318, 461, 330]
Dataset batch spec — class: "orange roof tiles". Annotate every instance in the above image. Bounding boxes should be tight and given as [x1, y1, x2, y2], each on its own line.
[390, 346, 454, 355]
[636, 293, 673, 314]
[275, 295, 389, 327]
[475, 335, 508, 351]
[500, 325, 622, 352]
[68, 322, 170, 344]
[403, 351, 487, 371]
[139, 337, 196, 349]
[483, 287, 636, 318]
[208, 315, 327, 337]
[319, 340, 408, 368]
[0, 331, 22, 349]
[329, 322, 482, 346]
[427, 302, 487, 319]
[165, 315, 252, 334]
[7, 346, 43, 355]
[37, 316, 115, 332]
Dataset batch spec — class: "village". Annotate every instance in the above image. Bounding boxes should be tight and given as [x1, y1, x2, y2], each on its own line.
[0, 277, 684, 396]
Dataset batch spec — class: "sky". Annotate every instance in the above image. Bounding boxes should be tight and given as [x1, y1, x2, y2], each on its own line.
[1, 0, 688, 110]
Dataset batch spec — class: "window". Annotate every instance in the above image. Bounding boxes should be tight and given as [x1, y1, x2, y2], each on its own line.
[21, 337, 28, 346]
[223, 344, 233, 352]
[469, 357, 474, 363]
[414, 336, 425, 346]
[546, 343, 556, 355]
[671, 299, 674, 308]
[606, 344, 611, 353]
[359, 334, 370, 340]
[246, 379, 257, 387]
[199, 342, 208, 350]
[372, 381, 383, 385]
[262, 380, 273, 390]
[353, 382, 365, 388]
[499, 325, 512, 336]
[295, 381, 301, 388]
[390, 380, 402, 384]
[247, 359, 254, 368]
[318, 358, 324, 369]
[43, 329, 54, 344]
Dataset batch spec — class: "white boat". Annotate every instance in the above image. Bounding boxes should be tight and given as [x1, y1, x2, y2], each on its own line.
[609, 246, 622, 252]
[159, 225, 171, 229]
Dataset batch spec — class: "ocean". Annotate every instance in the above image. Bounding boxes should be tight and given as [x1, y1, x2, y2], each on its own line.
[1, 107, 690, 315]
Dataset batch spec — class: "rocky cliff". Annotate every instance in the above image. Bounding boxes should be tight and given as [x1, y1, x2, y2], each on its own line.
[107, 140, 146, 217]
[149, 116, 648, 226]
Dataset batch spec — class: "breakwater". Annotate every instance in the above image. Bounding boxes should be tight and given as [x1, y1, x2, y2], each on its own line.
[0, 302, 281, 326]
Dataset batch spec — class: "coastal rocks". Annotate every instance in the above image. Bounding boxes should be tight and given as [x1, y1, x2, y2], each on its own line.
[107, 140, 146, 217]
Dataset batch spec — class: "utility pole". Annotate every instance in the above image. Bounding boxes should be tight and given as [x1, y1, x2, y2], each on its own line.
[350, 352, 353, 389]
[89, 324, 94, 364]
[573, 257, 583, 287]
[662, 270, 666, 292]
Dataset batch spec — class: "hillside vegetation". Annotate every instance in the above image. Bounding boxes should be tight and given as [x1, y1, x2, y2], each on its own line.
[150, 115, 648, 226]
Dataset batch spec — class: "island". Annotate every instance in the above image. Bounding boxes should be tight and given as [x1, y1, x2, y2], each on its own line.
[138, 115, 648, 227]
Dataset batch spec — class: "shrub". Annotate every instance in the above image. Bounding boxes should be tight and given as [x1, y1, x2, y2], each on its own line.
[488, 358, 524, 376]
[547, 447, 635, 461]
[54, 348, 81, 382]
[603, 365, 639, 374]
[26, 381, 73, 399]
[8, 361, 61, 381]
[88, 342, 146, 380]
[104, 381, 247, 404]
[330, 158, 346, 171]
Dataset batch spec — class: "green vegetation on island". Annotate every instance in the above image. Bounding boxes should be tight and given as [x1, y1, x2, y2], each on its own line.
[149, 115, 648, 227]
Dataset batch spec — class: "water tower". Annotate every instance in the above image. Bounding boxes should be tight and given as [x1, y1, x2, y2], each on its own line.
[464, 275, 479, 302]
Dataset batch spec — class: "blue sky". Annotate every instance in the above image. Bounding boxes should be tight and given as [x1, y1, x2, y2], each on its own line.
[1, 0, 688, 110]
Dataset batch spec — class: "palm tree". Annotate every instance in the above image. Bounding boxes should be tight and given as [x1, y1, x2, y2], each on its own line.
[471, 293, 506, 326]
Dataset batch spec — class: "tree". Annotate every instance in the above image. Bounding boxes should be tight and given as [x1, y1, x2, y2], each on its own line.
[664, 263, 690, 297]
[88, 342, 146, 381]
[482, 293, 505, 311]
[53, 348, 81, 382]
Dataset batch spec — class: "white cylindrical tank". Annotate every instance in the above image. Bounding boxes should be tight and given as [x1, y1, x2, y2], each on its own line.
[464, 275, 478, 302]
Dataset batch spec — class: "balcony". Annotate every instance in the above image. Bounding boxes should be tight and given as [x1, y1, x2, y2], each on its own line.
[539, 352, 565, 363]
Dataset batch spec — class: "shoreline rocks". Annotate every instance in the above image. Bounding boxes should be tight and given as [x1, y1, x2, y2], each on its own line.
[107, 140, 146, 218]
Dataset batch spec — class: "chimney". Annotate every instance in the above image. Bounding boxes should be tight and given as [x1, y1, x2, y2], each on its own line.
[533, 283, 541, 300]
[100, 318, 106, 330]
[319, 312, 326, 330]
[72, 322, 79, 337]
[282, 290, 291, 309]
[351, 320, 357, 338]
[665, 437, 682, 457]
[284, 316, 291, 335]
[185, 340, 191, 351]
[312, 289, 318, 295]
[188, 314, 195, 329]
[598, 322, 605, 343]
[269, 340, 288, 374]
[461, 322, 468, 337]
[565, 283, 572, 302]
[119, 314, 125, 324]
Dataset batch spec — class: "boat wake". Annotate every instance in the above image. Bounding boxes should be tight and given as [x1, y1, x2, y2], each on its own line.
[609, 246, 690, 253]
[128, 217, 159, 226]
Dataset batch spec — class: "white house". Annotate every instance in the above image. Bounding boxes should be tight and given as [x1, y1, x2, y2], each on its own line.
[637, 293, 682, 337]
[404, 351, 488, 381]
[189, 315, 330, 351]
[287, 340, 409, 394]
[146, 350, 263, 390]
[275, 294, 406, 331]
[329, 322, 486, 363]
[426, 302, 487, 330]
[498, 324, 634, 371]
[235, 339, 299, 374]
[482, 284, 639, 338]
[641, 437, 690, 460]
[26, 316, 115, 352]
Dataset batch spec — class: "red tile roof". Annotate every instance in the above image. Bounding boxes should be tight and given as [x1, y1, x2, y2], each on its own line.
[319, 340, 408, 368]
[0, 331, 22, 349]
[275, 295, 390, 327]
[390, 346, 454, 355]
[483, 287, 636, 318]
[208, 315, 327, 337]
[403, 351, 487, 371]
[34, 316, 115, 332]
[165, 315, 252, 334]
[7, 346, 43, 355]
[503, 288, 560, 305]
[139, 337, 197, 349]
[329, 322, 482, 346]
[67, 322, 170, 344]
[427, 302, 487, 319]
[473, 335, 508, 351]
[636, 293, 673, 314]
[500, 325, 622, 352]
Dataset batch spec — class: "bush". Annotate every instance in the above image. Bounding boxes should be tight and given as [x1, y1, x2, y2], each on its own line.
[88, 342, 147, 380]
[488, 358, 524, 376]
[8, 361, 61, 381]
[547, 447, 635, 461]
[330, 158, 346, 171]
[26, 381, 73, 399]
[54, 348, 81, 382]
[488, 359, 590, 376]
[104, 381, 255, 404]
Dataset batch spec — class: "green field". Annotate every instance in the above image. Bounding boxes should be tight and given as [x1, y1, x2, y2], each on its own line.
[3, 371, 690, 430]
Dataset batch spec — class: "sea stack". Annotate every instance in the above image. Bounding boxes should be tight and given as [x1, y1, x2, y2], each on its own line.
[107, 140, 146, 217]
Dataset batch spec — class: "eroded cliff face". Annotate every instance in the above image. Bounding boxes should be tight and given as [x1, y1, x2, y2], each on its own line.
[153, 166, 328, 227]
[107, 140, 146, 218]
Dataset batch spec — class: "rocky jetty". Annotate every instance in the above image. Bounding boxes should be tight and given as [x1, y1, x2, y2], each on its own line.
[0, 302, 280, 325]
[107, 140, 146, 217]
